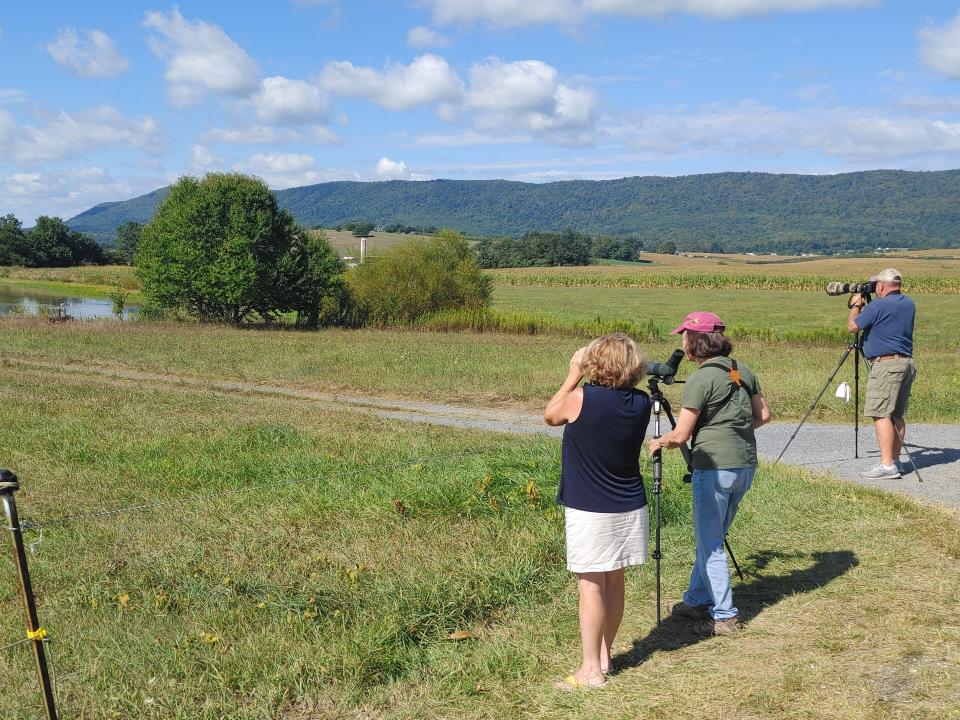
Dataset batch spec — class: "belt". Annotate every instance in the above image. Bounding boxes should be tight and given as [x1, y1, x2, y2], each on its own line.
[870, 354, 911, 362]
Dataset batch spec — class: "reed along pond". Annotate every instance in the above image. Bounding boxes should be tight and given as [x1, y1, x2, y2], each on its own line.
[0, 286, 137, 320]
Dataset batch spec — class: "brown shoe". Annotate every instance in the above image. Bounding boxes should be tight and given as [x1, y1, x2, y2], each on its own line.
[668, 601, 711, 621]
[693, 616, 742, 636]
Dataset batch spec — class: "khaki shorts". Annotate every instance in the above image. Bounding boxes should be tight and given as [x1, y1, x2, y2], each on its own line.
[864, 358, 916, 418]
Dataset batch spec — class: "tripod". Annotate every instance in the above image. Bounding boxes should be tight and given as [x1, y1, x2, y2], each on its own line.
[648, 377, 743, 627]
[776, 325, 923, 483]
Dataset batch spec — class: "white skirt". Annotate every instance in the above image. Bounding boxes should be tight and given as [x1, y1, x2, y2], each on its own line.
[564, 505, 649, 573]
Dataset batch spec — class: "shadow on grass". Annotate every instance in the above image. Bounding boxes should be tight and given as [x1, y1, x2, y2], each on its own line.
[611, 549, 858, 673]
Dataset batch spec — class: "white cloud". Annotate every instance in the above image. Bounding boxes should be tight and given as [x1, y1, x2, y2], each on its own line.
[143, 8, 260, 106]
[582, 0, 875, 19]
[0, 109, 16, 147]
[204, 124, 340, 145]
[407, 26, 452, 48]
[0, 89, 27, 105]
[422, 0, 582, 28]
[898, 94, 960, 114]
[190, 144, 224, 173]
[0, 106, 166, 165]
[607, 101, 960, 162]
[243, 153, 317, 175]
[416, 129, 533, 146]
[375, 157, 411, 179]
[466, 57, 596, 141]
[319, 54, 464, 111]
[468, 58, 558, 112]
[46, 28, 130, 79]
[249, 76, 328, 125]
[235, 152, 358, 188]
[0, 166, 157, 223]
[420, 0, 874, 27]
[919, 12, 960, 79]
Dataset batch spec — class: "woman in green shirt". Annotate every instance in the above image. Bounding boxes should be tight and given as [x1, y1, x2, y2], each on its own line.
[647, 311, 771, 636]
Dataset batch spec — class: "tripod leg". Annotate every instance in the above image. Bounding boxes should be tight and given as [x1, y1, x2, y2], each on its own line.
[854, 341, 860, 459]
[776, 345, 855, 463]
[724, 537, 744, 581]
[895, 424, 924, 483]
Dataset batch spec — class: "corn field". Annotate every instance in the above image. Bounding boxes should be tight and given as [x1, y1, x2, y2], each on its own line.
[488, 271, 960, 293]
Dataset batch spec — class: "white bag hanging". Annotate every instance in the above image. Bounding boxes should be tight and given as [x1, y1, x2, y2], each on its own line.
[835, 381, 851, 403]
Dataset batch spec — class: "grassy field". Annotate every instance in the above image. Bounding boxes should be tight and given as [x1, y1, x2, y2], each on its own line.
[0, 319, 957, 422]
[0, 357, 957, 719]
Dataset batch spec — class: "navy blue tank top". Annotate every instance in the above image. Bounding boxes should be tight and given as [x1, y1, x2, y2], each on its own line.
[557, 384, 651, 513]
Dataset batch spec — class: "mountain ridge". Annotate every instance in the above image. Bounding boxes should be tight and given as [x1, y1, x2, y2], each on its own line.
[65, 170, 960, 253]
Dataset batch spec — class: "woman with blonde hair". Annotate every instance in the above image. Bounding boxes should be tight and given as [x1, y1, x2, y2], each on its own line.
[544, 332, 652, 690]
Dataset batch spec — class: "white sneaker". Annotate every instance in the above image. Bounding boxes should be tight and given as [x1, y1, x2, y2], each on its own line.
[861, 463, 901, 480]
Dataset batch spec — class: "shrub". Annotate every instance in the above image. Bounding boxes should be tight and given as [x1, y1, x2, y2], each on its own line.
[347, 229, 491, 325]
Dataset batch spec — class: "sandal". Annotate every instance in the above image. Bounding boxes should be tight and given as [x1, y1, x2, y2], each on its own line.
[555, 673, 607, 691]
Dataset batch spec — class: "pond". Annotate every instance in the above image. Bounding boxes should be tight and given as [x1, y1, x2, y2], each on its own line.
[0, 287, 138, 320]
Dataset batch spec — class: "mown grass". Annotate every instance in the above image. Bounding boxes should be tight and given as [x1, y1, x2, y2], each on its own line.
[0, 362, 957, 719]
[311, 229, 430, 256]
[1, 319, 957, 422]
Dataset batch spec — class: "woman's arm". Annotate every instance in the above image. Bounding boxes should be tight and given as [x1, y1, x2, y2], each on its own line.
[544, 348, 586, 426]
[647, 407, 700, 454]
[752, 392, 772, 428]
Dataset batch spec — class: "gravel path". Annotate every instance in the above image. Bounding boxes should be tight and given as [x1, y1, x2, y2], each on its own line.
[9, 356, 959, 509]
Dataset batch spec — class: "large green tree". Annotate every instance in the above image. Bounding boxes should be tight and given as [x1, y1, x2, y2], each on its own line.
[136, 173, 341, 324]
[348, 229, 490, 324]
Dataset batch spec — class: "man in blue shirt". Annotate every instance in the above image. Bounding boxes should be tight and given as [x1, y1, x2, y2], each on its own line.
[847, 268, 917, 479]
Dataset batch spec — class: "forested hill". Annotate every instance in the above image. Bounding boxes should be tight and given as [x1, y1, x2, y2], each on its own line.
[67, 170, 960, 252]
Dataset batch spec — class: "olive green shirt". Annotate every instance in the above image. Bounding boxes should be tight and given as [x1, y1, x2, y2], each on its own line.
[681, 357, 761, 470]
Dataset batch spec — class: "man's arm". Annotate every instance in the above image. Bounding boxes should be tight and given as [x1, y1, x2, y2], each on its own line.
[847, 293, 867, 333]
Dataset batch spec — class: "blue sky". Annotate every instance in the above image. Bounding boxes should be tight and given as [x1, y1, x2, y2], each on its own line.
[2, 1, 960, 222]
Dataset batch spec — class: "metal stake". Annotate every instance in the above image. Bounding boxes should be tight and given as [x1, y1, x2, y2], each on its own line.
[1, 469, 59, 720]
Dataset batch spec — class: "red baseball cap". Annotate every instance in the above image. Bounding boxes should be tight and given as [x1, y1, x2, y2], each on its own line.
[671, 311, 726, 334]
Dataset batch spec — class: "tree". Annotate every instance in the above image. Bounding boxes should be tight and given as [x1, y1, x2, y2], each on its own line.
[275, 229, 346, 328]
[0, 214, 30, 266]
[115, 222, 143, 264]
[348, 229, 491, 324]
[351, 222, 376, 237]
[136, 173, 342, 324]
[655, 240, 678, 255]
[26, 217, 105, 267]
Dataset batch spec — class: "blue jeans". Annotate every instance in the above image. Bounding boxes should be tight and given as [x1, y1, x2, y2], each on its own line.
[682, 466, 755, 620]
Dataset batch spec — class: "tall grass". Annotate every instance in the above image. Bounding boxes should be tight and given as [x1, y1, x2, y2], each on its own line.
[408, 308, 850, 345]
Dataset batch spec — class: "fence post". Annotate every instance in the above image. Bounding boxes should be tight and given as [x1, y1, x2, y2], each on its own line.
[1, 469, 59, 720]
